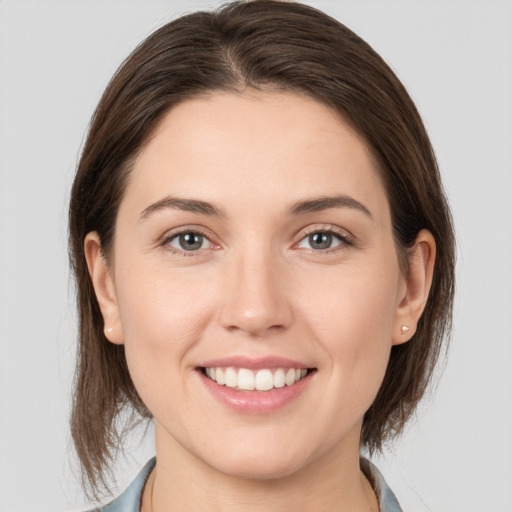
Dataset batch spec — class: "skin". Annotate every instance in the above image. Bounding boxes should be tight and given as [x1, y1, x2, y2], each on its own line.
[85, 91, 435, 512]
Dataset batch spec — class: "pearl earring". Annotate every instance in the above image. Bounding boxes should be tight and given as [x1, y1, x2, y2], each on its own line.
[401, 325, 410, 334]
[105, 327, 113, 333]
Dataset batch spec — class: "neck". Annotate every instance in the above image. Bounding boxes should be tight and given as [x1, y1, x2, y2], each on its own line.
[141, 423, 379, 512]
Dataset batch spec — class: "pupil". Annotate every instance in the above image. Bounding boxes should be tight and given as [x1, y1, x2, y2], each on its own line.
[310, 232, 331, 249]
[180, 233, 202, 250]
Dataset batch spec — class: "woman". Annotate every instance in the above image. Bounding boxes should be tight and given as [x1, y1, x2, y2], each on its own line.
[69, 1, 455, 511]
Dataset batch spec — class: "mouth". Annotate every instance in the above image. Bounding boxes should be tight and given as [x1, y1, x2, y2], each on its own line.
[200, 366, 315, 391]
[197, 356, 317, 413]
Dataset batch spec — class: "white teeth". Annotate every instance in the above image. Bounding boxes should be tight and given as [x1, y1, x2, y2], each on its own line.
[255, 369, 273, 391]
[216, 368, 226, 385]
[273, 368, 285, 388]
[285, 368, 296, 386]
[225, 367, 237, 388]
[238, 368, 255, 390]
[204, 366, 309, 391]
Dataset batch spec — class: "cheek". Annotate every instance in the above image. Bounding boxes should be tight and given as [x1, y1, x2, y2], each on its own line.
[115, 247, 216, 339]
[302, 259, 399, 347]
[299, 259, 400, 407]
[112, 255, 216, 408]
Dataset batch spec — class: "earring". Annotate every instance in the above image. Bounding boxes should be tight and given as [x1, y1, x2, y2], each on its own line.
[401, 325, 410, 334]
[105, 327, 113, 333]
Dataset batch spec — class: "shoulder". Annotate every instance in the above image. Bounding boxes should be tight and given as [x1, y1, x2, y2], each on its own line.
[88, 458, 156, 512]
[360, 458, 403, 512]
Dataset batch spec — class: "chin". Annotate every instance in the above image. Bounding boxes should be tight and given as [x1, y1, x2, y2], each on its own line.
[199, 431, 324, 482]
[208, 452, 307, 482]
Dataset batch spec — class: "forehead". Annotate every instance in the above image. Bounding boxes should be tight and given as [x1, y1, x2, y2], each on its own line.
[121, 91, 390, 224]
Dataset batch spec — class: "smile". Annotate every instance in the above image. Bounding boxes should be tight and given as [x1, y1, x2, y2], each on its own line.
[198, 357, 316, 413]
[202, 367, 309, 391]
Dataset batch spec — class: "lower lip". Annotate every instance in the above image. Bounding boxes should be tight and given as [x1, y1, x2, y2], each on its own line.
[198, 370, 313, 414]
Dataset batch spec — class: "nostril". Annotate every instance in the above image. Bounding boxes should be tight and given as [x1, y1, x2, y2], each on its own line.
[225, 323, 286, 338]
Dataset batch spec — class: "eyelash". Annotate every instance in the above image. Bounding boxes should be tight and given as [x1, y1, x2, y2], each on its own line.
[296, 225, 354, 253]
[160, 226, 218, 256]
[160, 225, 354, 256]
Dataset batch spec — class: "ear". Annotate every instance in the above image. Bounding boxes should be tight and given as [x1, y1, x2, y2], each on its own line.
[84, 232, 124, 345]
[392, 229, 436, 345]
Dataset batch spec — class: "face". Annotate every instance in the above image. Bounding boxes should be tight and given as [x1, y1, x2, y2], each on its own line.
[93, 91, 411, 480]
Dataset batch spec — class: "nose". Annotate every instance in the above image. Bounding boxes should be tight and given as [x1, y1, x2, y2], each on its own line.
[219, 249, 293, 337]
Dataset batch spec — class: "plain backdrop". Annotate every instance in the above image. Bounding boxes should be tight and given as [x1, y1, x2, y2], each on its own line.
[0, 1, 511, 511]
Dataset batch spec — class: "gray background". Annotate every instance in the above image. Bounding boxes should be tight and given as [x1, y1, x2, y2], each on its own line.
[0, 1, 511, 511]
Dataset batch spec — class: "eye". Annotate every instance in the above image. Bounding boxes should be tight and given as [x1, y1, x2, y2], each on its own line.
[296, 230, 350, 251]
[166, 231, 212, 252]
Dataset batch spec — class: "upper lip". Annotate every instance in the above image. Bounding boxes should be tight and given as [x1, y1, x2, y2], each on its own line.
[199, 355, 313, 369]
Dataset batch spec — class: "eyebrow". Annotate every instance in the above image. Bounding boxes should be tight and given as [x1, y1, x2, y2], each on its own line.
[139, 196, 226, 220]
[288, 195, 372, 218]
[139, 193, 372, 221]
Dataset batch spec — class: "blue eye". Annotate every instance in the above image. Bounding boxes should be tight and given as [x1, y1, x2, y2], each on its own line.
[297, 231, 346, 251]
[167, 231, 211, 251]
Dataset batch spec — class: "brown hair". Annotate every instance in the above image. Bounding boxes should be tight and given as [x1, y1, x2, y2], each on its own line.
[69, 0, 455, 498]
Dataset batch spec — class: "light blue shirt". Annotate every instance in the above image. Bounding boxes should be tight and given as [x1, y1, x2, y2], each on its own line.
[93, 457, 402, 512]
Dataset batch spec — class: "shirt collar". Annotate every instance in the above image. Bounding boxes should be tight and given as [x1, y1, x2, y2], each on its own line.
[100, 457, 403, 512]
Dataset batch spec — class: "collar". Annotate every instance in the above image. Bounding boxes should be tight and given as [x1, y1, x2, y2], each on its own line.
[98, 457, 402, 512]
